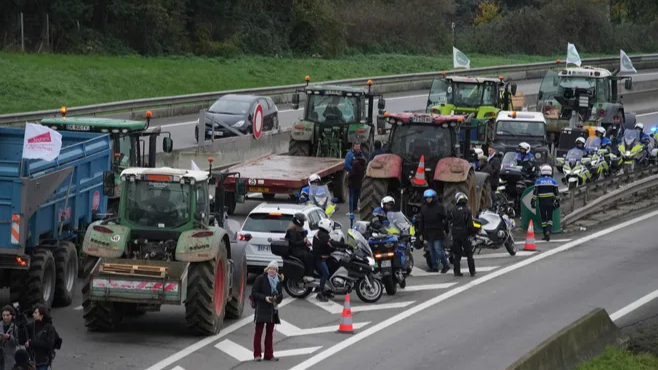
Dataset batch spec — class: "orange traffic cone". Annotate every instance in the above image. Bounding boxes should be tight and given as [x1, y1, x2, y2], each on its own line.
[523, 220, 537, 251]
[337, 294, 354, 334]
[413, 155, 428, 186]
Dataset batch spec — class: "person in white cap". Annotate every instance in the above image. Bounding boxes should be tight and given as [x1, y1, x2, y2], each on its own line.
[251, 260, 283, 362]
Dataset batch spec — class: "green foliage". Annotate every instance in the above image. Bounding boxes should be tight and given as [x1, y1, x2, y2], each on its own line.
[577, 347, 658, 370]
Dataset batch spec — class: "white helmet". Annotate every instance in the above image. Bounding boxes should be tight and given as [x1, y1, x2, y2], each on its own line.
[595, 127, 606, 136]
[540, 164, 553, 176]
[519, 142, 531, 152]
[575, 137, 586, 145]
[381, 196, 395, 208]
[635, 123, 644, 130]
[308, 173, 321, 186]
[473, 148, 484, 157]
[318, 218, 334, 233]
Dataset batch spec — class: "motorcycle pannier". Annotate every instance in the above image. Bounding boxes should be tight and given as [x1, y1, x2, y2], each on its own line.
[270, 240, 291, 257]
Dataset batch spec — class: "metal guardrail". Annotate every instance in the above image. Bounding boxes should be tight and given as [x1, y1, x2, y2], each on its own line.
[560, 165, 658, 225]
[4, 53, 658, 125]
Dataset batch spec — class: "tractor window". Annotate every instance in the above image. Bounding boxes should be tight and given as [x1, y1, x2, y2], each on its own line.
[117, 135, 132, 167]
[482, 84, 498, 105]
[451, 83, 484, 108]
[195, 182, 210, 222]
[538, 69, 559, 101]
[428, 79, 450, 110]
[389, 125, 452, 162]
[306, 94, 358, 124]
[595, 79, 611, 102]
[125, 181, 191, 228]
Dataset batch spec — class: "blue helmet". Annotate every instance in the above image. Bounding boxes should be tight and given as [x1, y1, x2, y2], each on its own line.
[423, 189, 437, 198]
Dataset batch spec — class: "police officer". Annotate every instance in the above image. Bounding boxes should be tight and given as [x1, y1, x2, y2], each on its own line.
[448, 192, 476, 277]
[531, 164, 560, 241]
[285, 213, 314, 283]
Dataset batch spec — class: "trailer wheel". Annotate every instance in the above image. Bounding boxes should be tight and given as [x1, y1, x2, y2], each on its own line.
[186, 240, 230, 335]
[53, 241, 78, 307]
[21, 249, 56, 311]
[358, 177, 389, 220]
[331, 170, 348, 204]
[226, 250, 247, 319]
[289, 140, 311, 157]
[442, 170, 477, 214]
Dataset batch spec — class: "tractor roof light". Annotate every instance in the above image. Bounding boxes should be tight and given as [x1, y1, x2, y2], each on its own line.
[145, 110, 153, 119]
[512, 111, 517, 118]
[457, 116, 464, 122]
[60, 106, 68, 115]
[367, 79, 373, 86]
[305, 76, 311, 82]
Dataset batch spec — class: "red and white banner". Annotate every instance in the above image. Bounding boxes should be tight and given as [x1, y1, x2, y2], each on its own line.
[92, 278, 179, 292]
[22, 123, 62, 161]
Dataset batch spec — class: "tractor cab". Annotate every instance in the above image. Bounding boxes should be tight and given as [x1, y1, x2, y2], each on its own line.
[426, 74, 518, 117]
[289, 76, 385, 158]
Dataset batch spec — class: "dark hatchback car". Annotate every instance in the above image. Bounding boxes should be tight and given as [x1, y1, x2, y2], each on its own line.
[195, 94, 279, 141]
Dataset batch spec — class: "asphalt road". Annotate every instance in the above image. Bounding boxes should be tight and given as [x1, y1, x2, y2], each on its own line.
[140, 69, 658, 154]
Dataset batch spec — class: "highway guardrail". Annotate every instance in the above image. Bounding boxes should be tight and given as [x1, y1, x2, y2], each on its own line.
[3, 54, 658, 125]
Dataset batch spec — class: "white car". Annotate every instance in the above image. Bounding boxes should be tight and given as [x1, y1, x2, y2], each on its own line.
[239, 203, 345, 274]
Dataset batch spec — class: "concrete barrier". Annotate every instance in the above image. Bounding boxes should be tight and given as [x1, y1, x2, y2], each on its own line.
[505, 308, 628, 370]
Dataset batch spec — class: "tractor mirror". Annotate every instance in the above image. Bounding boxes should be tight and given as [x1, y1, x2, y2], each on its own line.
[292, 93, 300, 110]
[378, 98, 386, 110]
[162, 137, 173, 153]
[102, 171, 115, 197]
[511, 83, 518, 96]
[625, 79, 632, 90]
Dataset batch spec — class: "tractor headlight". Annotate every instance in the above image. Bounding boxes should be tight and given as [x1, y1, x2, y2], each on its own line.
[535, 153, 542, 159]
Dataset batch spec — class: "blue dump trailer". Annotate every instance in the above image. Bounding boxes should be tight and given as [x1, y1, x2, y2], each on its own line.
[0, 126, 112, 311]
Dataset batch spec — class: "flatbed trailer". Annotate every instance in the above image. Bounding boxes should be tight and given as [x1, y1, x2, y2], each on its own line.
[222, 153, 347, 214]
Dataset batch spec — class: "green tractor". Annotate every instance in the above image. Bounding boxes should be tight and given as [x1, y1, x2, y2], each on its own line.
[80, 162, 247, 335]
[40, 108, 174, 214]
[289, 77, 386, 159]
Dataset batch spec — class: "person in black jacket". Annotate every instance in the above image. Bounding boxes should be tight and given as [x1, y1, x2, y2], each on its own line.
[285, 213, 314, 282]
[312, 219, 350, 302]
[449, 192, 476, 277]
[417, 189, 451, 273]
[251, 260, 284, 362]
[348, 154, 366, 215]
[22, 306, 55, 370]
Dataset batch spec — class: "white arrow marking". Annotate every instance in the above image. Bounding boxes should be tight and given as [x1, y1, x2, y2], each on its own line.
[171, 367, 186, 370]
[215, 339, 322, 362]
[410, 265, 499, 277]
[305, 296, 415, 314]
[276, 320, 370, 336]
[401, 283, 458, 292]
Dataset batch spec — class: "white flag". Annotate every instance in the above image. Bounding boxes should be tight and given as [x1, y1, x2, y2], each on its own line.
[567, 43, 582, 67]
[453, 47, 471, 69]
[22, 123, 62, 162]
[620, 50, 637, 74]
[191, 160, 201, 171]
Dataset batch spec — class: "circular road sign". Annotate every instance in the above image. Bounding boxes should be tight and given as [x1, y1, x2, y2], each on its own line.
[253, 104, 264, 140]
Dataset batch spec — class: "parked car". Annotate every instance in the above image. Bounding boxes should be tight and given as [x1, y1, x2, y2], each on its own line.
[195, 94, 279, 141]
[238, 203, 344, 274]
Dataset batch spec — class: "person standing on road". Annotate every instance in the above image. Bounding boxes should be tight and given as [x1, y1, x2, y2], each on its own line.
[286, 213, 314, 282]
[22, 306, 55, 370]
[487, 147, 501, 197]
[251, 260, 283, 362]
[343, 143, 361, 171]
[531, 165, 560, 242]
[368, 140, 385, 162]
[417, 189, 451, 274]
[347, 153, 366, 215]
[448, 193, 476, 277]
[0, 306, 19, 370]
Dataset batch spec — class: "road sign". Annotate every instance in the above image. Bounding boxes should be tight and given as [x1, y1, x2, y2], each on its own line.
[92, 190, 100, 210]
[252, 104, 263, 140]
[520, 186, 562, 233]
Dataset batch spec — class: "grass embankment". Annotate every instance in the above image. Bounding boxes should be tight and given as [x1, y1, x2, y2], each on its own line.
[1, 52, 615, 114]
[577, 347, 658, 370]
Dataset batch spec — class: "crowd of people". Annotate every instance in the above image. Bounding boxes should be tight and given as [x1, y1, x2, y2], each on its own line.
[0, 305, 60, 370]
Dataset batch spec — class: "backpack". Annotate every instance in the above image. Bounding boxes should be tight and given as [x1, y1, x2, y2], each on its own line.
[249, 294, 256, 309]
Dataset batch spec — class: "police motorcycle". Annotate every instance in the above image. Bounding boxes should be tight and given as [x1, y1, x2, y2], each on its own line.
[617, 129, 656, 173]
[555, 148, 591, 189]
[497, 151, 537, 216]
[300, 184, 339, 218]
[582, 136, 611, 181]
[270, 225, 383, 303]
[470, 209, 517, 256]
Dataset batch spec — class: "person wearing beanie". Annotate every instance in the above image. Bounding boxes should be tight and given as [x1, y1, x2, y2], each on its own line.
[251, 260, 283, 362]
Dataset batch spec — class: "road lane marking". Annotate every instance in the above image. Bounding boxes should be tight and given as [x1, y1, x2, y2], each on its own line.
[472, 251, 537, 258]
[305, 296, 415, 314]
[402, 283, 459, 292]
[513, 239, 572, 245]
[144, 297, 295, 370]
[610, 288, 658, 322]
[215, 339, 321, 362]
[277, 320, 370, 336]
[73, 305, 83, 310]
[287, 208, 658, 370]
[410, 265, 499, 277]
[171, 367, 186, 370]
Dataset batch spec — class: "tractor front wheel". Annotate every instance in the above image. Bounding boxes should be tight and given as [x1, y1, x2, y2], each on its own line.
[358, 177, 389, 220]
[83, 256, 123, 331]
[442, 170, 478, 213]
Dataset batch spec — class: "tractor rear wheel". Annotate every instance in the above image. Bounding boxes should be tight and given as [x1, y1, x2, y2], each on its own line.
[442, 170, 478, 213]
[53, 241, 78, 307]
[478, 177, 492, 213]
[83, 256, 123, 331]
[289, 140, 311, 157]
[360, 134, 374, 159]
[185, 240, 230, 335]
[359, 177, 389, 220]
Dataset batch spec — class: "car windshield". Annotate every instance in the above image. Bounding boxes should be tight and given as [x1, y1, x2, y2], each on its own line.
[209, 100, 252, 115]
[386, 211, 411, 232]
[389, 125, 452, 161]
[305, 94, 358, 123]
[585, 137, 601, 150]
[496, 120, 545, 137]
[242, 213, 294, 233]
[125, 181, 191, 228]
[566, 149, 584, 161]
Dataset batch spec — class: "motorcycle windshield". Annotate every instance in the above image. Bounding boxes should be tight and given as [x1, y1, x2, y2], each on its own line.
[347, 229, 373, 257]
[386, 211, 411, 232]
[585, 137, 601, 151]
[566, 149, 584, 163]
[308, 185, 330, 206]
[623, 130, 639, 147]
[501, 151, 522, 169]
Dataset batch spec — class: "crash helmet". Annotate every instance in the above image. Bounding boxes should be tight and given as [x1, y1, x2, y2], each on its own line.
[635, 123, 644, 132]
[455, 192, 468, 205]
[575, 137, 586, 148]
[318, 218, 334, 233]
[423, 189, 437, 200]
[381, 196, 395, 210]
[540, 164, 553, 176]
[595, 126, 606, 137]
[308, 173, 321, 186]
[518, 142, 531, 154]
[292, 213, 307, 227]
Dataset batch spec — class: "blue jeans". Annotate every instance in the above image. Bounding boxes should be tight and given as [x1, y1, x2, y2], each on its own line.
[37, 366, 50, 370]
[349, 187, 361, 213]
[315, 259, 329, 292]
[428, 239, 450, 270]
